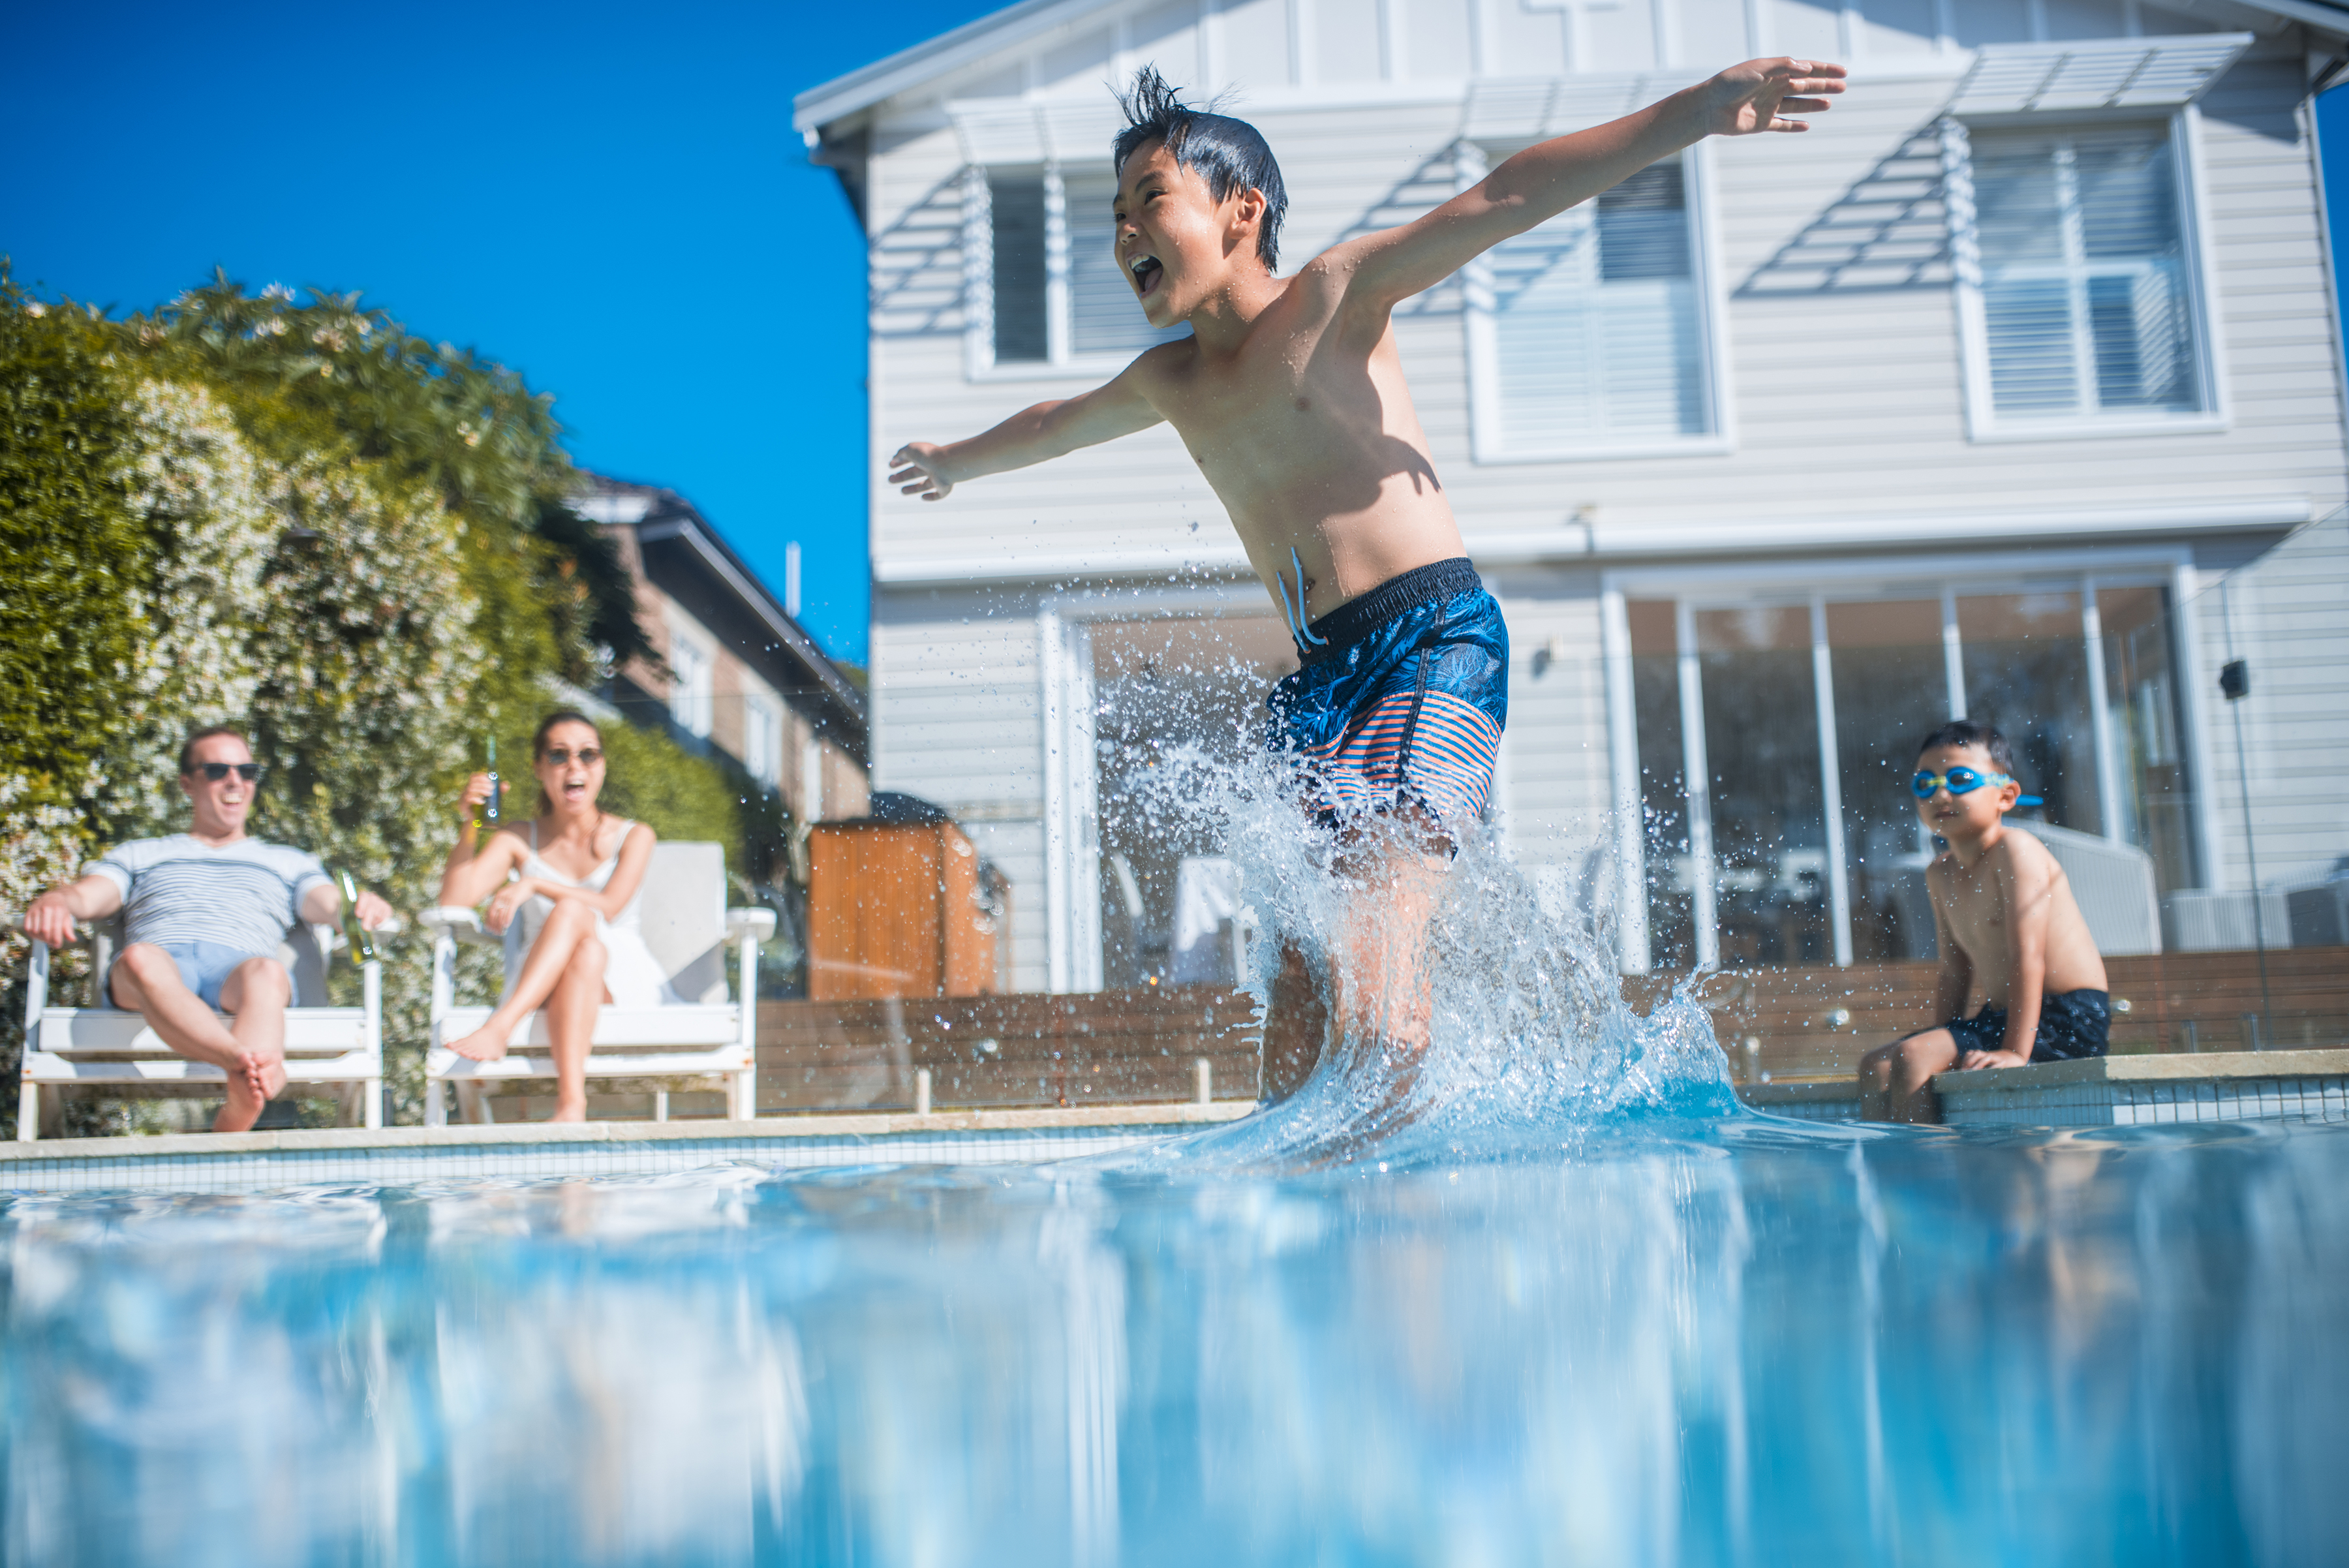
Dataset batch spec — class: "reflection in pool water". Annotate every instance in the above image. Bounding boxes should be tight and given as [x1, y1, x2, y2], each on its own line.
[5, 1120, 2346, 1565]
[5, 775, 2342, 1565]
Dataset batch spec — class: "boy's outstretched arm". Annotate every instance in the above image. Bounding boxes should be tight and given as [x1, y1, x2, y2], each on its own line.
[887, 361, 1163, 501]
[1332, 57, 1847, 312]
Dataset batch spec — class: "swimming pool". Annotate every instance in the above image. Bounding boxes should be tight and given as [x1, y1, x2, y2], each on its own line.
[3, 1111, 2344, 1565]
[8, 815, 2342, 1566]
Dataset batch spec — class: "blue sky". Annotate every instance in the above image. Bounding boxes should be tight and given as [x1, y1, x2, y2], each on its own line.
[7, 7, 2348, 668]
[1, 0, 1005, 666]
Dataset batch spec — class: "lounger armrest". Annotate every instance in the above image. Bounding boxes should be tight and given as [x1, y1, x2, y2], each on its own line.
[726, 908, 777, 944]
[421, 906, 498, 946]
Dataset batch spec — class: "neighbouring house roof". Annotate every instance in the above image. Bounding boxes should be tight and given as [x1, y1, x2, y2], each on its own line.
[572, 474, 869, 761]
[791, 0, 2349, 141]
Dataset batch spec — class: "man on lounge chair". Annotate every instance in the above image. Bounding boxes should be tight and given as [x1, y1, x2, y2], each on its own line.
[17, 726, 392, 1133]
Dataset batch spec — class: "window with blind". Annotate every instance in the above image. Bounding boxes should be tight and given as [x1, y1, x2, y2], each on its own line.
[1473, 156, 1716, 459]
[975, 166, 1188, 376]
[1963, 124, 2209, 426]
[989, 171, 1049, 365]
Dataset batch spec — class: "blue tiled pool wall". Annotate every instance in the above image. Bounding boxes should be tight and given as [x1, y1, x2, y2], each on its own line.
[0, 1124, 1194, 1193]
[1752, 1073, 2349, 1128]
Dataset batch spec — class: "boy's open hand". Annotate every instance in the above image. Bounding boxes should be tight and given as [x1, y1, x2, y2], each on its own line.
[888, 442, 956, 502]
[1700, 57, 1847, 135]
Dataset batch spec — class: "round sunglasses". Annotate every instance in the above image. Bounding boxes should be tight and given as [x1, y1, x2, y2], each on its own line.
[540, 746, 604, 767]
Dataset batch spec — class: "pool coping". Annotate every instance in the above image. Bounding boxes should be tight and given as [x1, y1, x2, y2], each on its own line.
[1742, 1049, 2349, 1109]
[0, 1099, 1260, 1165]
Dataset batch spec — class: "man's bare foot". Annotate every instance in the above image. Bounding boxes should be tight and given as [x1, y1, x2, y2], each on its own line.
[446, 1023, 514, 1062]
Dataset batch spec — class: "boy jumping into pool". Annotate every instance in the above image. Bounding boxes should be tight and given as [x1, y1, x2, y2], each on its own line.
[1857, 722, 2111, 1123]
[889, 59, 1847, 1102]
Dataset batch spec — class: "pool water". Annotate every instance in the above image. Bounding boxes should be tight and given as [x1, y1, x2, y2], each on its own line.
[4, 1116, 2346, 1565]
[5, 797, 2342, 1565]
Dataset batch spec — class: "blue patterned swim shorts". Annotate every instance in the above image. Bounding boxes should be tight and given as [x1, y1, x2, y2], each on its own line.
[1264, 557, 1509, 831]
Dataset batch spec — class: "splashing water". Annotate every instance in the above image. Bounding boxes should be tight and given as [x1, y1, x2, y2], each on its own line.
[1099, 730, 1736, 1172]
[6, 730, 2348, 1565]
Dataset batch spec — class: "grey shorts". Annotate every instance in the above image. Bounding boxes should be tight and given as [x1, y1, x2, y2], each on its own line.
[111, 942, 283, 1011]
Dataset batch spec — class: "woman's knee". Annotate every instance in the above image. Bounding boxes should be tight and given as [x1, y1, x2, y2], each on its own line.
[566, 935, 607, 977]
[547, 898, 598, 933]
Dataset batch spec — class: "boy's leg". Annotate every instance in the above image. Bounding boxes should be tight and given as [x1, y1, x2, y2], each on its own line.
[1882, 1028, 1959, 1124]
[1327, 816, 1452, 1088]
[1261, 940, 1328, 1102]
[215, 958, 292, 1131]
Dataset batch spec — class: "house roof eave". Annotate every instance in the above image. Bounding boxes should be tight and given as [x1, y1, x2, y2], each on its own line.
[791, 0, 2348, 144]
[792, 0, 1118, 137]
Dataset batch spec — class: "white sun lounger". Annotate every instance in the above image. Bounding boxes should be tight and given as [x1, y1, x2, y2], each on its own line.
[19, 917, 384, 1139]
[420, 840, 774, 1124]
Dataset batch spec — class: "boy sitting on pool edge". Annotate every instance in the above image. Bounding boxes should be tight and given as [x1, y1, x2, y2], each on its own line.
[1858, 721, 2111, 1124]
[887, 59, 1847, 1103]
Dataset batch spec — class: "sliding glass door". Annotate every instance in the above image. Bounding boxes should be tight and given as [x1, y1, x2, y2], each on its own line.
[1623, 570, 2198, 971]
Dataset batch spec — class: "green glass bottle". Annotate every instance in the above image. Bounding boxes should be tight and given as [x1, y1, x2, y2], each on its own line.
[333, 868, 377, 962]
[478, 735, 503, 836]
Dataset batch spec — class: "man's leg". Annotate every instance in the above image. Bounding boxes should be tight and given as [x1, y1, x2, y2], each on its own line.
[446, 900, 602, 1062]
[215, 958, 292, 1132]
[108, 945, 268, 1128]
[536, 930, 608, 1122]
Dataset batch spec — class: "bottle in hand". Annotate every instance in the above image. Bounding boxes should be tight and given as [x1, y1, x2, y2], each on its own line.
[479, 735, 503, 835]
[333, 869, 377, 963]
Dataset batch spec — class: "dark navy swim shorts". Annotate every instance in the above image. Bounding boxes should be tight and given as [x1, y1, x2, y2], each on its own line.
[1937, 989, 2112, 1063]
[1263, 557, 1509, 831]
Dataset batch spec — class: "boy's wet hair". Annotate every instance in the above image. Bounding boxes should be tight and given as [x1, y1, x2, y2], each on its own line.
[1113, 65, 1289, 271]
[1915, 719, 2016, 778]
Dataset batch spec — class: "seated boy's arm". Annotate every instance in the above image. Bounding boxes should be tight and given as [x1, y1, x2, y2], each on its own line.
[889, 360, 1165, 501]
[1926, 863, 1973, 1024]
[1330, 58, 1845, 313]
[1967, 847, 2050, 1069]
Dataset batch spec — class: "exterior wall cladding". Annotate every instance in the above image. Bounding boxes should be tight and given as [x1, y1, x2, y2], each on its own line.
[827, 0, 2349, 992]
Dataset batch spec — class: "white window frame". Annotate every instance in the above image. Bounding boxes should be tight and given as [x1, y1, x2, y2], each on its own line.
[743, 690, 782, 786]
[1944, 108, 2230, 444]
[1599, 544, 2218, 974]
[1462, 138, 1734, 465]
[667, 621, 715, 740]
[964, 161, 1170, 384]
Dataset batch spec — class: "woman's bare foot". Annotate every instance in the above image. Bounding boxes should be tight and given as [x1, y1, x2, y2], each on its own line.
[549, 1096, 588, 1123]
[446, 1022, 515, 1062]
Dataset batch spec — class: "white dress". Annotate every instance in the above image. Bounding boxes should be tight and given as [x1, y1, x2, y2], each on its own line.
[504, 819, 680, 1007]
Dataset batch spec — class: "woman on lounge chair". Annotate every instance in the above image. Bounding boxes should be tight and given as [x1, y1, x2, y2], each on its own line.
[437, 710, 677, 1120]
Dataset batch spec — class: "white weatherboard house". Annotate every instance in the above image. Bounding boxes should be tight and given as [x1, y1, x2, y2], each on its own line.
[797, 0, 2349, 992]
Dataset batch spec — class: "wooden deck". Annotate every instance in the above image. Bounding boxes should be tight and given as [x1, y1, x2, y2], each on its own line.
[1642, 945, 2349, 1083]
[756, 985, 1262, 1115]
[475, 947, 2349, 1118]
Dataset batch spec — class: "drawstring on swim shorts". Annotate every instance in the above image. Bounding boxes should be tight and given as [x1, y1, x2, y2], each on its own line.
[1278, 547, 1328, 651]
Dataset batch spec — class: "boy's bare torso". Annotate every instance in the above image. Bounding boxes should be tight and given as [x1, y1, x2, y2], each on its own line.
[1126, 268, 1466, 621]
[1929, 828, 2109, 1006]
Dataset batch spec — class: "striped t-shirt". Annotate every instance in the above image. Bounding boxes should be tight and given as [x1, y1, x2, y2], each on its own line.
[89, 835, 331, 957]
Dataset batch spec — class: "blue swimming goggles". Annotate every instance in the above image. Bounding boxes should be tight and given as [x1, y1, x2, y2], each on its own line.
[1911, 767, 2042, 807]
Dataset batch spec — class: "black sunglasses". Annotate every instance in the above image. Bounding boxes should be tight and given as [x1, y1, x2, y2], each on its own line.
[541, 746, 604, 767]
[192, 762, 263, 783]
